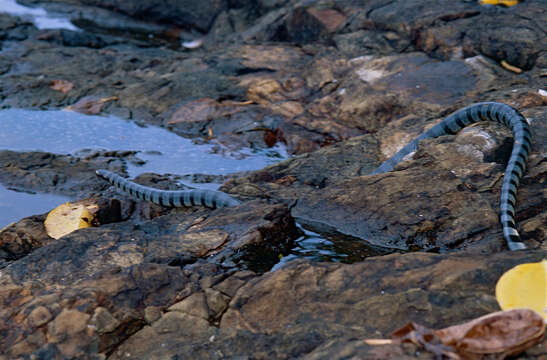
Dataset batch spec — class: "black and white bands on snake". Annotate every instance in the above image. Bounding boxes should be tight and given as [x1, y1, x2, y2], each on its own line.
[96, 102, 531, 251]
[95, 170, 241, 209]
[371, 102, 531, 251]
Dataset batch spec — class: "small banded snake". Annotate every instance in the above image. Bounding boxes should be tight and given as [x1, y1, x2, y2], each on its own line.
[95, 170, 241, 209]
[371, 102, 530, 250]
[97, 102, 530, 250]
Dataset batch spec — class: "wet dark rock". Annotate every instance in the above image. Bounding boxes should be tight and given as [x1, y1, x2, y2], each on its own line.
[165, 97, 282, 148]
[40, 1, 172, 41]
[0, 199, 299, 358]
[21, 0, 228, 32]
[38, 28, 108, 48]
[2, 0, 545, 153]
[333, 29, 412, 58]
[4, 201, 298, 284]
[225, 105, 546, 251]
[0, 35, 246, 125]
[277, 7, 347, 44]
[0, 150, 128, 196]
[0, 14, 36, 42]
[362, 0, 546, 70]
[0, 214, 50, 262]
[461, 3, 546, 71]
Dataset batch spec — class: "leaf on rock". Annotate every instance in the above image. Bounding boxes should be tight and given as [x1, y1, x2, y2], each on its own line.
[479, 0, 518, 6]
[500, 60, 523, 74]
[496, 260, 547, 319]
[391, 309, 545, 359]
[66, 96, 118, 115]
[50, 79, 74, 93]
[45, 201, 98, 239]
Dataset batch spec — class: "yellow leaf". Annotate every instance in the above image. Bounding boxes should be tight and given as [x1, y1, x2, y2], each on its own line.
[45, 202, 96, 239]
[479, 0, 518, 6]
[500, 60, 523, 73]
[495, 260, 547, 320]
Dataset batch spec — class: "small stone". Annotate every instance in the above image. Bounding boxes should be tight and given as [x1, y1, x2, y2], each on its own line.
[205, 288, 230, 319]
[90, 307, 120, 334]
[47, 309, 90, 342]
[144, 306, 162, 324]
[28, 306, 53, 327]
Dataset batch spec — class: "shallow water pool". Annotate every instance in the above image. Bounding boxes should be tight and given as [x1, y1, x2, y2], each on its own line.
[0, 187, 69, 228]
[0, 108, 288, 227]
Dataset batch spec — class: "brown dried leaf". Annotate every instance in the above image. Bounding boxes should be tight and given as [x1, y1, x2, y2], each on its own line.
[392, 322, 459, 359]
[50, 79, 74, 93]
[274, 175, 297, 186]
[392, 309, 545, 359]
[263, 129, 279, 147]
[442, 309, 545, 357]
[306, 8, 347, 32]
[66, 96, 118, 115]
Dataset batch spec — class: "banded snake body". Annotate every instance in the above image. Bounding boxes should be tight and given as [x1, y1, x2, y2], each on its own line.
[95, 170, 242, 208]
[97, 102, 531, 251]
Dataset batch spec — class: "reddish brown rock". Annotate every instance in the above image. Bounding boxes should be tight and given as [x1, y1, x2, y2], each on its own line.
[108, 250, 547, 359]
[0, 198, 299, 358]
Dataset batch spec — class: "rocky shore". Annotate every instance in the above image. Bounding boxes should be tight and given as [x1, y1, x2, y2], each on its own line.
[0, 0, 545, 358]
